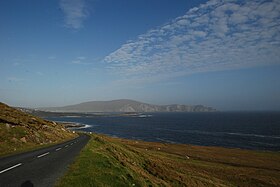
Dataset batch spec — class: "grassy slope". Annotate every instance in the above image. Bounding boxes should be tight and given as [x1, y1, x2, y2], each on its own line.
[57, 134, 280, 187]
[0, 102, 77, 157]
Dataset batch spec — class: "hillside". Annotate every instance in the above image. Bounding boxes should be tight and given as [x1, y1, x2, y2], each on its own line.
[57, 134, 280, 187]
[41, 99, 216, 113]
[0, 102, 77, 156]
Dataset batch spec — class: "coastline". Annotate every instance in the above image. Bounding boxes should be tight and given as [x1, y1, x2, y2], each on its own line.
[60, 122, 90, 129]
[46, 117, 280, 185]
[56, 133, 280, 186]
[58, 120, 280, 152]
[59, 122, 280, 153]
[39, 111, 280, 152]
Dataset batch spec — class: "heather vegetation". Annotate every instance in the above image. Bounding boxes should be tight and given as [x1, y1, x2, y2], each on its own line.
[0, 102, 77, 157]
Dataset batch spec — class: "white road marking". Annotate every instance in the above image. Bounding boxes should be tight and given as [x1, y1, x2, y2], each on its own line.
[56, 148, 62, 151]
[37, 152, 50, 158]
[0, 163, 22, 174]
[65, 145, 68, 147]
[70, 143, 73, 145]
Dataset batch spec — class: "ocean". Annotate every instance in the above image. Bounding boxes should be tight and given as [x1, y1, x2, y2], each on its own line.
[45, 112, 280, 151]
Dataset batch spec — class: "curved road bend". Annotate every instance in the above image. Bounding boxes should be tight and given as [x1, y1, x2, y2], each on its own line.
[0, 134, 90, 187]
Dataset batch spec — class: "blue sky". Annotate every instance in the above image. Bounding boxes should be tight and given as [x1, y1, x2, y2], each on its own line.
[0, 0, 280, 111]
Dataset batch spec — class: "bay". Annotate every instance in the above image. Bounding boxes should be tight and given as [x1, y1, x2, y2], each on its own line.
[45, 112, 280, 151]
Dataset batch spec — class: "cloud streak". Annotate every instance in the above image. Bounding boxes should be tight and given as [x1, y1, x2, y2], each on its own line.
[60, 0, 89, 29]
[71, 56, 90, 64]
[104, 0, 280, 83]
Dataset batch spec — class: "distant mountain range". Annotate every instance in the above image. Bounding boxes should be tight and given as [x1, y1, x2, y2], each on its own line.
[40, 99, 216, 113]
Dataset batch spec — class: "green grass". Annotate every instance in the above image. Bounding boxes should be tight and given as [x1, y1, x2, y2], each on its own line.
[56, 134, 280, 187]
[56, 136, 144, 187]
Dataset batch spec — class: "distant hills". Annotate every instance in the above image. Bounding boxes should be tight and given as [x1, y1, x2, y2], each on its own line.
[40, 99, 216, 113]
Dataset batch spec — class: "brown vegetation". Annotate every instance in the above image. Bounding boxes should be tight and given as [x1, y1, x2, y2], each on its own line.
[0, 102, 77, 157]
[57, 133, 280, 186]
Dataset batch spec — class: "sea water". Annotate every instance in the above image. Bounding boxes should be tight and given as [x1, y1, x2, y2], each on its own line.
[46, 112, 280, 151]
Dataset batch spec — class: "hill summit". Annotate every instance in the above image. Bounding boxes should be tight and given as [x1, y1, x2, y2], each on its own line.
[41, 99, 216, 113]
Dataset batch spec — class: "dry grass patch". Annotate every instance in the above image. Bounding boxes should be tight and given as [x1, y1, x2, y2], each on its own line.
[57, 134, 280, 187]
[0, 102, 77, 157]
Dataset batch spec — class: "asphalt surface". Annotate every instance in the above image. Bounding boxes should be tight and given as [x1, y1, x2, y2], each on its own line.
[0, 134, 90, 187]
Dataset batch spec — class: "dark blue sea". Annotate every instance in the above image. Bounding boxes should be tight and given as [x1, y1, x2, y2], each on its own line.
[46, 112, 280, 151]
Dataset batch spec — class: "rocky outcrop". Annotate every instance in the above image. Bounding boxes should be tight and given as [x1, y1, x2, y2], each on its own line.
[0, 102, 77, 146]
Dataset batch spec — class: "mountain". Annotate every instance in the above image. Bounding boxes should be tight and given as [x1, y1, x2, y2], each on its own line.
[40, 99, 216, 113]
[0, 102, 77, 156]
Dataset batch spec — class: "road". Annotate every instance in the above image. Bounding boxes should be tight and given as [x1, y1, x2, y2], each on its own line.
[0, 134, 90, 187]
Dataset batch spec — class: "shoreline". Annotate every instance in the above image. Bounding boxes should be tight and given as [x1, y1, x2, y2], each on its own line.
[94, 132, 280, 153]
[61, 122, 280, 152]
[56, 121, 89, 129]
[54, 120, 280, 152]
[57, 133, 280, 186]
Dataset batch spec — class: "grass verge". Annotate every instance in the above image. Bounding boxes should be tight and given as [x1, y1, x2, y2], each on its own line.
[56, 134, 280, 187]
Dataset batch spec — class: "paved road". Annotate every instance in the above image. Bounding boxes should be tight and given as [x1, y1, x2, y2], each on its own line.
[0, 134, 90, 187]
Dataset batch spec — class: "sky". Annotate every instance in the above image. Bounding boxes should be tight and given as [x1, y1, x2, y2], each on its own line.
[0, 0, 280, 111]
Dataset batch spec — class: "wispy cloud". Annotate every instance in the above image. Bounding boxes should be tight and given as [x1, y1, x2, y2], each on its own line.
[104, 0, 280, 83]
[71, 56, 90, 64]
[59, 0, 89, 29]
[77, 56, 86, 60]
